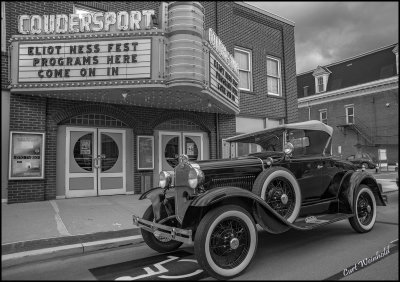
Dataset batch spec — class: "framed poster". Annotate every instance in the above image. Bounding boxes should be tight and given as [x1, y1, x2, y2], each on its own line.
[9, 131, 45, 180]
[137, 136, 154, 170]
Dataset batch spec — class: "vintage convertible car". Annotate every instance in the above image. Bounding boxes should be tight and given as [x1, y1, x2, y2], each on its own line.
[132, 120, 386, 280]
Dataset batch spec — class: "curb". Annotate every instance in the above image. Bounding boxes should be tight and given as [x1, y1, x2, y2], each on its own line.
[2, 235, 143, 268]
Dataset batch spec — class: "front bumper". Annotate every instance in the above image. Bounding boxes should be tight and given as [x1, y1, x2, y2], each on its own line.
[132, 215, 192, 244]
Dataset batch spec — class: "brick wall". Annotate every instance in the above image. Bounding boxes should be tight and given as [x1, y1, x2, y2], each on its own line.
[8, 94, 47, 203]
[298, 88, 399, 163]
[231, 3, 298, 123]
[3, 1, 297, 202]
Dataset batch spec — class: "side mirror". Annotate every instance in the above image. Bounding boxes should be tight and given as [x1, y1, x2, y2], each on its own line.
[284, 142, 294, 155]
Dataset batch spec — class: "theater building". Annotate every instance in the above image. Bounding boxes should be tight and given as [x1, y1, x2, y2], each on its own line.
[297, 43, 398, 164]
[1, 1, 298, 203]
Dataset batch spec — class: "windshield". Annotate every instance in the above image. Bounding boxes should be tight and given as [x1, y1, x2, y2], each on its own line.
[231, 128, 331, 157]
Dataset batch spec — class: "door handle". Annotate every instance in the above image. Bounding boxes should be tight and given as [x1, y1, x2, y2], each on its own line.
[94, 157, 100, 168]
[317, 164, 323, 169]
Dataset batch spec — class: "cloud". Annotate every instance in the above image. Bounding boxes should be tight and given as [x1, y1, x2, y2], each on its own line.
[245, 2, 399, 73]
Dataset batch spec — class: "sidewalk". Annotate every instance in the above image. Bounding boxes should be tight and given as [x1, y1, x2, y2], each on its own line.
[2, 195, 150, 267]
[2, 172, 398, 268]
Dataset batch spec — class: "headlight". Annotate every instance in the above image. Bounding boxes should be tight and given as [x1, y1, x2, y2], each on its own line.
[188, 167, 204, 189]
[159, 171, 172, 188]
[284, 142, 294, 155]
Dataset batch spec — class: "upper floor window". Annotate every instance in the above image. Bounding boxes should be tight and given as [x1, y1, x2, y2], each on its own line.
[234, 47, 252, 91]
[319, 109, 327, 124]
[1, 2, 5, 52]
[303, 86, 309, 97]
[317, 77, 324, 93]
[267, 56, 282, 96]
[345, 105, 354, 124]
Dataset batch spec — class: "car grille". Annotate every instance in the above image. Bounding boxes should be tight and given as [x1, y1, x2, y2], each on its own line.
[208, 175, 256, 191]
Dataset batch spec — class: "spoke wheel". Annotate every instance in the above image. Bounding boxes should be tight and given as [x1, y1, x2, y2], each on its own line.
[194, 205, 257, 280]
[264, 176, 296, 219]
[252, 167, 301, 226]
[349, 184, 377, 233]
[209, 217, 250, 269]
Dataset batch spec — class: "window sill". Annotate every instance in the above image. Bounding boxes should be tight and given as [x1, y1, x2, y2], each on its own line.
[240, 90, 255, 95]
[266, 94, 285, 99]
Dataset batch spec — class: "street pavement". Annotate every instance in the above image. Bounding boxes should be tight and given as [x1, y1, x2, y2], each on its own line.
[1, 170, 398, 268]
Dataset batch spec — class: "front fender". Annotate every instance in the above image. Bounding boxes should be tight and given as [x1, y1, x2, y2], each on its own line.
[339, 171, 386, 212]
[183, 186, 292, 233]
[139, 187, 175, 221]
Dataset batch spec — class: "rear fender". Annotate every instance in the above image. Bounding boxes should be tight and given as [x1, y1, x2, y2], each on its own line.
[182, 186, 291, 233]
[338, 171, 386, 213]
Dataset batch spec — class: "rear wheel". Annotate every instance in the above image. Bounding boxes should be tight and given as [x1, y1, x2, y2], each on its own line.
[141, 206, 183, 253]
[194, 205, 258, 280]
[349, 184, 377, 233]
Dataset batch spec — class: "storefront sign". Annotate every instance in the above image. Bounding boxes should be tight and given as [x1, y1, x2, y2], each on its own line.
[137, 136, 154, 170]
[210, 53, 239, 105]
[9, 131, 45, 180]
[207, 28, 239, 76]
[18, 39, 151, 82]
[18, 10, 155, 35]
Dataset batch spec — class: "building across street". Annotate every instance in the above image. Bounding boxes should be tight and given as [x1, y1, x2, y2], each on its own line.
[297, 43, 398, 165]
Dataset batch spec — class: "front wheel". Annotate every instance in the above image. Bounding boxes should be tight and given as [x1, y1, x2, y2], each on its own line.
[349, 184, 377, 233]
[194, 205, 258, 280]
[141, 206, 183, 253]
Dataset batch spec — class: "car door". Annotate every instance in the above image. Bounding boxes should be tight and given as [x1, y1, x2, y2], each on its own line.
[289, 156, 339, 203]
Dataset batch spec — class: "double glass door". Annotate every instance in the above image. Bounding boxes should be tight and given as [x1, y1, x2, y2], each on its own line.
[159, 132, 204, 172]
[66, 127, 126, 198]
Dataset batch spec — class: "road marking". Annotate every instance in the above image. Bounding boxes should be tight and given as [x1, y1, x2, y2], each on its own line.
[50, 200, 71, 236]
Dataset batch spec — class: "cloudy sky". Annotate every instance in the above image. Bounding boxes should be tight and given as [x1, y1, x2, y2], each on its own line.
[246, 2, 399, 74]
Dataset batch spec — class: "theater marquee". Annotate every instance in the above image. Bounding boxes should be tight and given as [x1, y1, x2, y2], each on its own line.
[18, 39, 151, 82]
[9, 2, 241, 114]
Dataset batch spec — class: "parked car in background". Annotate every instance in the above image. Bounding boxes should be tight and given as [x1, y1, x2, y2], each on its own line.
[346, 153, 377, 169]
[133, 120, 386, 280]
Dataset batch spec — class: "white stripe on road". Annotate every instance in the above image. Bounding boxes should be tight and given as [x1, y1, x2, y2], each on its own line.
[50, 200, 71, 236]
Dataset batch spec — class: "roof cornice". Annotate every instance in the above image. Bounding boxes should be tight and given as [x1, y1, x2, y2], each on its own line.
[235, 2, 295, 26]
[298, 76, 398, 107]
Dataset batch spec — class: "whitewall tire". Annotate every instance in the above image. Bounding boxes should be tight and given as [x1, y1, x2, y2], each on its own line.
[194, 205, 258, 280]
[349, 184, 377, 233]
[252, 167, 301, 223]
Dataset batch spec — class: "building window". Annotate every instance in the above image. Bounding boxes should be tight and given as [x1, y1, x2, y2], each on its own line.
[319, 109, 327, 124]
[234, 47, 252, 91]
[345, 105, 354, 124]
[267, 56, 282, 96]
[317, 76, 324, 93]
[303, 86, 309, 97]
[1, 2, 5, 52]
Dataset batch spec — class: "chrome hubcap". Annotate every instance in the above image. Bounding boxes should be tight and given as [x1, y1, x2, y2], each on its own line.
[281, 194, 288, 205]
[230, 238, 239, 250]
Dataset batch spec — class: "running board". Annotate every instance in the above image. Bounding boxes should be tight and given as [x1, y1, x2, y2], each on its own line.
[291, 213, 354, 230]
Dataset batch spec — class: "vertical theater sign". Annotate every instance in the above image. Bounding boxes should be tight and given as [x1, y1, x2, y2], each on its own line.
[9, 2, 240, 114]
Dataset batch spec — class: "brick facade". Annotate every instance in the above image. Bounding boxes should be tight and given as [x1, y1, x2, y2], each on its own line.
[3, 1, 297, 203]
[298, 87, 398, 164]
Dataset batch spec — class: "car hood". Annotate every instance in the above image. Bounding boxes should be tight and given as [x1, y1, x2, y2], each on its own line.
[194, 151, 284, 171]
